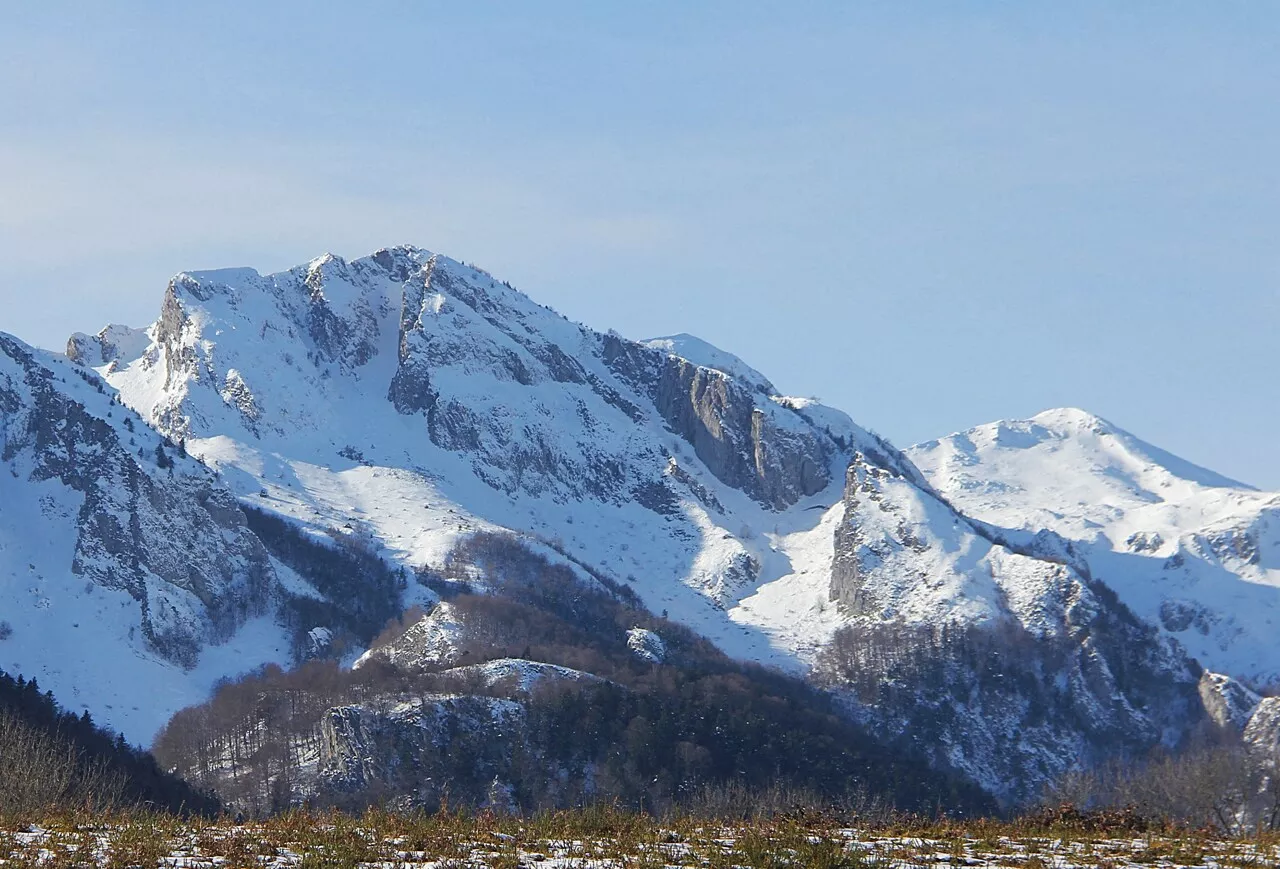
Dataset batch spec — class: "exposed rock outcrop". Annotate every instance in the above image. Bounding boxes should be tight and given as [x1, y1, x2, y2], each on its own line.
[320, 695, 524, 807]
[1200, 671, 1262, 733]
[353, 602, 465, 672]
[651, 355, 830, 509]
[66, 324, 150, 369]
[627, 627, 666, 663]
[1244, 697, 1280, 761]
[602, 332, 834, 510]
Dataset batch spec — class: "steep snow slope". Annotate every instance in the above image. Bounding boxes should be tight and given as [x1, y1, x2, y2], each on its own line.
[0, 333, 294, 741]
[909, 409, 1280, 683]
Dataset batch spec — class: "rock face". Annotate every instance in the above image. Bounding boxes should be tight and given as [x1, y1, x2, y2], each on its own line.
[1199, 672, 1262, 733]
[1244, 698, 1280, 761]
[601, 333, 835, 510]
[627, 627, 666, 663]
[654, 356, 829, 510]
[0, 333, 272, 667]
[320, 694, 525, 807]
[352, 603, 466, 672]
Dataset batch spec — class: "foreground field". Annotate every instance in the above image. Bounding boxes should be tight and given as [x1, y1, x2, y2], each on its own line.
[2, 810, 1279, 868]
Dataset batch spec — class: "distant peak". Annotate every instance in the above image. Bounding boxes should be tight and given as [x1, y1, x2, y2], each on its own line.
[66, 324, 151, 366]
[373, 243, 430, 259]
[1029, 407, 1115, 432]
[930, 408, 1255, 492]
[306, 252, 345, 271]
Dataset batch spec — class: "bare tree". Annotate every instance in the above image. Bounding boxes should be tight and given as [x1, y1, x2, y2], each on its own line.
[1046, 742, 1266, 834]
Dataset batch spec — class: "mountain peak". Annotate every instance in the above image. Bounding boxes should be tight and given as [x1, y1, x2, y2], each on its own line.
[180, 266, 264, 285]
[642, 333, 776, 394]
[1028, 406, 1115, 432]
[919, 408, 1252, 494]
[306, 252, 344, 270]
[65, 323, 151, 367]
[1031, 407, 1251, 491]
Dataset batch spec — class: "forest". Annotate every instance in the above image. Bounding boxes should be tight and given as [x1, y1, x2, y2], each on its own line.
[151, 531, 991, 817]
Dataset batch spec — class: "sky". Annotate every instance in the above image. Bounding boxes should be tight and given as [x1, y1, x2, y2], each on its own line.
[1, 2, 1277, 487]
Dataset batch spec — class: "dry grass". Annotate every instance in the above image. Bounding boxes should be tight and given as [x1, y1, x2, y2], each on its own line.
[0, 807, 1278, 867]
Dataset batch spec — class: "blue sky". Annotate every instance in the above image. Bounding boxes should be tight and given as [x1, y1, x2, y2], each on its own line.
[2, 3, 1277, 486]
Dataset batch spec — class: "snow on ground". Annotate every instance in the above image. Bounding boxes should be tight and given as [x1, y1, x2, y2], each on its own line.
[3, 821, 1275, 868]
[643, 332, 777, 393]
[437, 658, 605, 694]
[728, 496, 848, 665]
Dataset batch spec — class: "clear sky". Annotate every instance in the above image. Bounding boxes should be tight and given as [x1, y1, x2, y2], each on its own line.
[2, 3, 1277, 487]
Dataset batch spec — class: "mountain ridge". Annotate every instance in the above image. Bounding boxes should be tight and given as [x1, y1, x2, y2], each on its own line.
[0, 243, 1267, 806]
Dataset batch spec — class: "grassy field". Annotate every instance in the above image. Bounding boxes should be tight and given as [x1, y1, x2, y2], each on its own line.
[1, 808, 1279, 868]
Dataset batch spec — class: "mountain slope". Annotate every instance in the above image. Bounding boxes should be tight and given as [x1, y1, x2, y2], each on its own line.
[0, 332, 292, 741]
[46, 246, 1238, 804]
[909, 409, 1280, 684]
[817, 450, 1204, 803]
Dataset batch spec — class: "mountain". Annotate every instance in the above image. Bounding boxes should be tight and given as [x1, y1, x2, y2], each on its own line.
[812, 448, 1204, 803]
[67, 246, 870, 672]
[0, 243, 1240, 806]
[908, 409, 1280, 684]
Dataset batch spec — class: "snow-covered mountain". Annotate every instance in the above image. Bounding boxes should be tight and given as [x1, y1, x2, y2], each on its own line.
[0, 242, 1251, 804]
[909, 409, 1280, 684]
[58, 247, 880, 721]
